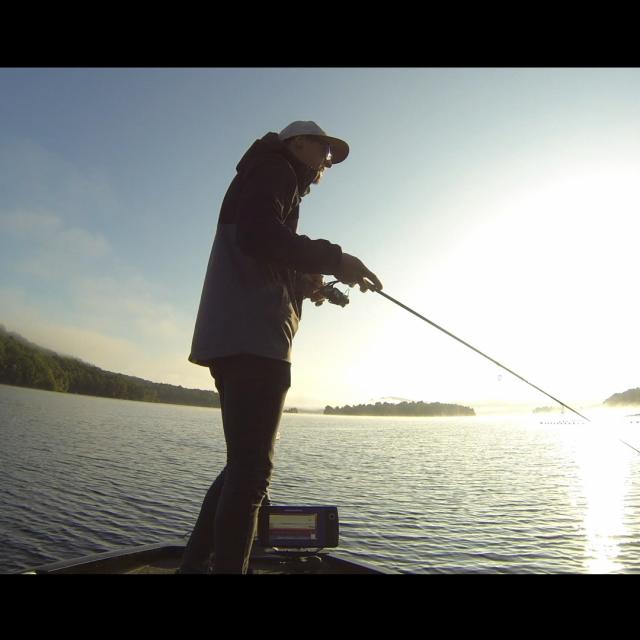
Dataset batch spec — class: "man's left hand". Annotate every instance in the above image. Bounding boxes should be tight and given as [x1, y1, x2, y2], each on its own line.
[301, 274, 326, 306]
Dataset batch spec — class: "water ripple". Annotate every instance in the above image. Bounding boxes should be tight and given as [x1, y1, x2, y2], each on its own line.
[2, 386, 640, 573]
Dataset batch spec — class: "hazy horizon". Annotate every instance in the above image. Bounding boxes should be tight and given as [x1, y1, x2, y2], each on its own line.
[1, 68, 638, 410]
[2, 322, 637, 417]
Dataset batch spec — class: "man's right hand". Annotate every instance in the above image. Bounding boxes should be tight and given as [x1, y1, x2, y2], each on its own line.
[334, 253, 383, 292]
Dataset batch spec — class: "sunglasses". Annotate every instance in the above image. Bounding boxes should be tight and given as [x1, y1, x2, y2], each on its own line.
[310, 138, 332, 166]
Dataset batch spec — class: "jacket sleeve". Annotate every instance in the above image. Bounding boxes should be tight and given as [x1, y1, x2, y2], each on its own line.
[235, 160, 342, 274]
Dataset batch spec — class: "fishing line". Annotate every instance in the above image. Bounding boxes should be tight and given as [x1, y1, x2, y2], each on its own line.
[372, 288, 590, 421]
[362, 284, 639, 455]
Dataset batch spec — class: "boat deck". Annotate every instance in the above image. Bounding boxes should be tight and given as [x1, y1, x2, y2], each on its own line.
[24, 541, 387, 574]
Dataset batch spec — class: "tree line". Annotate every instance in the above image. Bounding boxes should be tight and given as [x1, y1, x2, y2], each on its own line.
[324, 400, 475, 417]
[0, 325, 220, 408]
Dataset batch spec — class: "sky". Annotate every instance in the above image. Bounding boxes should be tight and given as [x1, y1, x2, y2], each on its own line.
[1, 68, 639, 413]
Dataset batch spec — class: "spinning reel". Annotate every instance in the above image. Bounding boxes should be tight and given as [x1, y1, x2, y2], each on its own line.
[316, 280, 350, 307]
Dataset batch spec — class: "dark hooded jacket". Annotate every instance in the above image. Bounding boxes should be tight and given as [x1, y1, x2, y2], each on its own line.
[189, 132, 343, 365]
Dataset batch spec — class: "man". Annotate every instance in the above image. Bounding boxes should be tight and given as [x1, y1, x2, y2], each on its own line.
[178, 121, 382, 574]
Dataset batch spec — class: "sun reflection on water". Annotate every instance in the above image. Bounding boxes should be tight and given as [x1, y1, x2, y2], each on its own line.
[571, 422, 634, 573]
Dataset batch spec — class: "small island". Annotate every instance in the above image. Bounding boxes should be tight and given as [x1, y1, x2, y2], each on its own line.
[283, 408, 298, 414]
[324, 400, 475, 417]
[533, 406, 563, 414]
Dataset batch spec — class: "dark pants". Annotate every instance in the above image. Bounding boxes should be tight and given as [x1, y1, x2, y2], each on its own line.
[179, 354, 291, 574]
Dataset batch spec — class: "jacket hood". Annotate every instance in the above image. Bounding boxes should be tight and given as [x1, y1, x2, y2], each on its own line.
[236, 132, 317, 196]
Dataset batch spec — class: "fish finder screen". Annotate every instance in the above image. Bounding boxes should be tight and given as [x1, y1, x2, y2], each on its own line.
[269, 513, 318, 542]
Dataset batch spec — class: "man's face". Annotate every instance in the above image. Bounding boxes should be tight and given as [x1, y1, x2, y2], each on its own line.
[294, 137, 333, 177]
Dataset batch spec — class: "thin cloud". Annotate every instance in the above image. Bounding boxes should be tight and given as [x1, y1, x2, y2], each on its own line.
[0, 210, 62, 235]
[0, 139, 118, 219]
[2, 209, 112, 276]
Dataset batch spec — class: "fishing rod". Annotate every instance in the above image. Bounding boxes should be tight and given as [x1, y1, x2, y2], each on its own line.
[319, 280, 640, 455]
[372, 288, 590, 422]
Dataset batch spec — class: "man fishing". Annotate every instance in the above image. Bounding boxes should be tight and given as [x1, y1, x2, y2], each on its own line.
[178, 121, 383, 573]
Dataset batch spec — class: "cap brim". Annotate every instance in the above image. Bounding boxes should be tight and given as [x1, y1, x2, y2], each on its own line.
[309, 135, 350, 164]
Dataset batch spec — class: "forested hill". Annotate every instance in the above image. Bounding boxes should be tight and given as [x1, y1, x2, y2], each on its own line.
[0, 325, 219, 408]
[603, 387, 640, 406]
[324, 401, 475, 417]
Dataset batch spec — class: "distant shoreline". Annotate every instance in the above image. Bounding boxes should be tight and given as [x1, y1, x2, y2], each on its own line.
[3, 325, 637, 417]
[0, 325, 220, 410]
[0, 381, 220, 410]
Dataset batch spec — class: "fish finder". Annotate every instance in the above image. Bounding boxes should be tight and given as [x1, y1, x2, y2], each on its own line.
[258, 505, 339, 549]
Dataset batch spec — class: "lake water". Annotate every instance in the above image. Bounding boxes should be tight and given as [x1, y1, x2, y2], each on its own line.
[2, 383, 640, 574]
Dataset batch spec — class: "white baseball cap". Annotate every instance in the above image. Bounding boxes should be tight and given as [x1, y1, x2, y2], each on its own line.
[278, 121, 350, 164]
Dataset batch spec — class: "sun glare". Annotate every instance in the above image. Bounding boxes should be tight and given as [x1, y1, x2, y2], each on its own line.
[570, 420, 635, 573]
